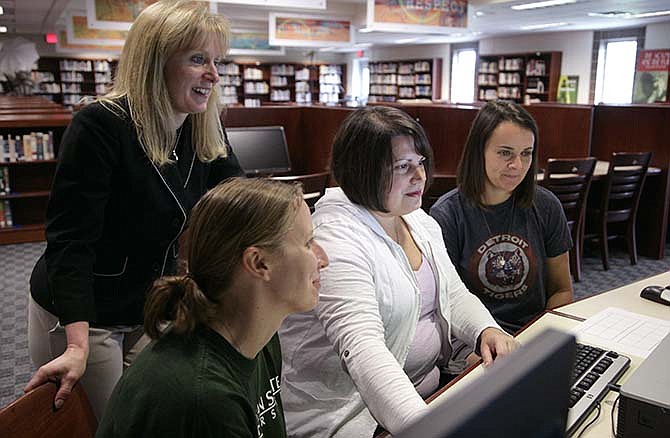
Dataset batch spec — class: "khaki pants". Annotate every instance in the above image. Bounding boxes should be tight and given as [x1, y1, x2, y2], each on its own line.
[27, 296, 151, 420]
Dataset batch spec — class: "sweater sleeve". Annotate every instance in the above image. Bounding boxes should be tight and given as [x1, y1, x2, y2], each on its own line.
[44, 104, 122, 324]
[313, 218, 428, 434]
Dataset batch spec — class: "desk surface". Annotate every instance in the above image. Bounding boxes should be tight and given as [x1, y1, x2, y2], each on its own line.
[557, 271, 670, 320]
[428, 272, 670, 438]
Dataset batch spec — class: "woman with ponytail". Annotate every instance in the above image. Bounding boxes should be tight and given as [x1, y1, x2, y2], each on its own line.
[96, 178, 329, 438]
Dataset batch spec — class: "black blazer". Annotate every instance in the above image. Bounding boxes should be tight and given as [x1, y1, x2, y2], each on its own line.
[30, 99, 244, 326]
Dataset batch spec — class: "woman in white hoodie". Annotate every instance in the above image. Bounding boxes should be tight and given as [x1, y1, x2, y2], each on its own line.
[279, 106, 518, 437]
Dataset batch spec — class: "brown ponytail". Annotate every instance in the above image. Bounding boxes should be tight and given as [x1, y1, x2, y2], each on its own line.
[143, 177, 303, 339]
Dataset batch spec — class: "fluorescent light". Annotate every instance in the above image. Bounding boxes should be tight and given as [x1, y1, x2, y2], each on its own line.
[521, 22, 568, 30]
[512, 0, 577, 11]
[587, 12, 631, 18]
[0, 6, 4, 15]
[358, 27, 374, 33]
[0, 26, 7, 33]
[629, 10, 670, 18]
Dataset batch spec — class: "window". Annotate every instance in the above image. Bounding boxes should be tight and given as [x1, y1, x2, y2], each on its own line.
[594, 40, 638, 104]
[590, 27, 644, 104]
[450, 45, 477, 103]
[351, 58, 369, 104]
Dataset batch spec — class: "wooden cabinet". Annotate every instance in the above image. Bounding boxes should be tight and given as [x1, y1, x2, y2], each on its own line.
[0, 101, 72, 244]
[368, 58, 442, 103]
[32, 57, 117, 107]
[477, 51, 562, 103]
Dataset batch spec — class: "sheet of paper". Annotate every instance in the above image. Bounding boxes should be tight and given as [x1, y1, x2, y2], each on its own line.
[571, 307, 670, 358]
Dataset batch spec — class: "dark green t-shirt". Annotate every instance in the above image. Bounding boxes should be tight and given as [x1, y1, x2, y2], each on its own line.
[96, 327, 287, 438]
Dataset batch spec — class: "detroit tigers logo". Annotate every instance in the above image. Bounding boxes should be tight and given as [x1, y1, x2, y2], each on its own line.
[485, 248, 524, 287]
[472, 234, 532, 300]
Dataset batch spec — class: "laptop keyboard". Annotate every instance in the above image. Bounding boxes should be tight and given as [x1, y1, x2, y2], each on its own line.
[566, 342, 631, 436]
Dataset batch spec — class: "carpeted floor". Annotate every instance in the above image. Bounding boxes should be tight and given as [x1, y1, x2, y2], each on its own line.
[2, 240, 670, 408]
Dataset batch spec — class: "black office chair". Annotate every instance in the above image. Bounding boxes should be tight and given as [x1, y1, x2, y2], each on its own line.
[543, 157, 597, 282]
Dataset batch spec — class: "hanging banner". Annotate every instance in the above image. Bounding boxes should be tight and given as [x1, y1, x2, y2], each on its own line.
[269, 13, 353, 47]
[229, 30, 285, 55]
[212, 0, 325, 8]
[67, 12, 127, 46]
[86, 0, 156, 30]
[367, 0, 468, 33]
[632, 49, 669, 104]
[56, 30, 122, 53]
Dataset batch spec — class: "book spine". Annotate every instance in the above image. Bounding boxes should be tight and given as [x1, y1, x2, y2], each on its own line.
[8, 137, 16, 162]
[4, 200, 12, 227]
[1, 167, 9, 193]
[0, 200, 5, 228]
[47, 131, 55, 160]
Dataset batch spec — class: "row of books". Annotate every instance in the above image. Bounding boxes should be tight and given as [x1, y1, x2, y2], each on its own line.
[0, 200, 13, 228]
[0, 167, 9, 194]
[0, 131, 56, 162]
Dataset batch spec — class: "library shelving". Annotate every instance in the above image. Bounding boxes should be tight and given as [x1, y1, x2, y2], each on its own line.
[32, 57, 117, 107]
[477, 51, 562, 103]
[368, 58, 442, 103]
[0, 100, 72, 244]
[242, 64, 271, 107]
[218, 62, 242, 106]
[270, 64, 295, 103]
[318, 64, 345, 105]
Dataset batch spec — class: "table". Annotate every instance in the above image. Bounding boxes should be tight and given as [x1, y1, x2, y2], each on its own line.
[426, 272, 670, 438]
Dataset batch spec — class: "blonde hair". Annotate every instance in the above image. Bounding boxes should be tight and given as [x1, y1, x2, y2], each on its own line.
[144, 178, 304, 339]
[103, 0, 230, 165]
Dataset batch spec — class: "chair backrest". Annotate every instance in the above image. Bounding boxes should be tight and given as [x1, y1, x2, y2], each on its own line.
[422, 175, 457, 212]
[600, 151, 652, 223]
[271, 171, 330, 209]
[544, 157, 597, 233]
[0, 383, 97, 438]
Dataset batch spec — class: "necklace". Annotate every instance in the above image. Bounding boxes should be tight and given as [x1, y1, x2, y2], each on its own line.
[480, 194, 516, 238]
[171, 127, 183, 161]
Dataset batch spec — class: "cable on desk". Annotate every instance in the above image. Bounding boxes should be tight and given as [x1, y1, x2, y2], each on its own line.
[608, 383, 621, 393]
[611, 394, 621, 438]
[576, 402, 601, 438]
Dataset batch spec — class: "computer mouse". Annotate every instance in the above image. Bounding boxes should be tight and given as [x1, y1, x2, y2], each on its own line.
[640, 285, 670, 306]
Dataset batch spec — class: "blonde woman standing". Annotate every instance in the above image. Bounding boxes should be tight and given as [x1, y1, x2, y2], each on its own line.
[26, 0, 243, 419]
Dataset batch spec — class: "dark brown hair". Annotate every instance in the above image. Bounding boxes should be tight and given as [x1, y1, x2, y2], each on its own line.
[144, 177, 303, 339]
[330, 105, 434, 212]
[457, 100, 539, 209]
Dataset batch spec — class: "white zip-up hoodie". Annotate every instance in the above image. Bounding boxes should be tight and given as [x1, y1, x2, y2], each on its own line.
[279, 188, 502, 437]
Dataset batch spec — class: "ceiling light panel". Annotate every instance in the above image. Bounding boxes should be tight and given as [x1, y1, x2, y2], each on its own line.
[512, 0, 577, 11]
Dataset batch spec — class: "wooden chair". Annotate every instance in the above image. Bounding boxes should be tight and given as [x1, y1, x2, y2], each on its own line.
[586, 151, 652, 270]
[0, 382, 97, 438]
[272, 171, 330, 210]
[543, 157, 597, 282]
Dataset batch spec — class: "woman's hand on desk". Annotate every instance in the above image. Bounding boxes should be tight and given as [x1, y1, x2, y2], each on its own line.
[479, 328, 519, 367]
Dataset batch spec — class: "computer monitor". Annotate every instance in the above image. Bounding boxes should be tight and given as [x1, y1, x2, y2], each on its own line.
[225, 126, 292, 176]
[396, 328, 576, 438]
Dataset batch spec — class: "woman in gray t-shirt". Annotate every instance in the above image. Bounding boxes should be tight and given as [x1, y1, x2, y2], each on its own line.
[430, 101, 573, 369]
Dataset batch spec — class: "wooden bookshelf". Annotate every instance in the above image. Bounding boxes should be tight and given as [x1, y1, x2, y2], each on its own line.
[0, 99, 71, 244]
[477, 51, 562, 103]
[218, 62, 242, 106]
[32, 57, 117, 107]
[368, 58, 442, 103]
